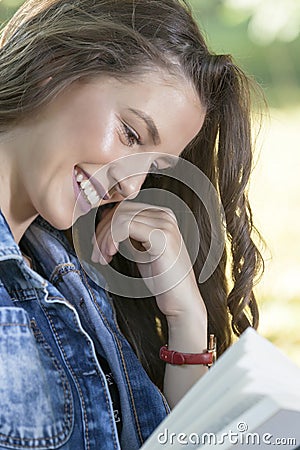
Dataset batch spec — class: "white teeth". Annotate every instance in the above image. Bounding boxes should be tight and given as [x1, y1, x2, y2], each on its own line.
[80, 180, 89, 189]
[86, 191, 100, 206]
[76, 173, 84, 182]
[78, 177, 100, 206]
[75, 167, 101, 207]
[90, 194, 100, 205]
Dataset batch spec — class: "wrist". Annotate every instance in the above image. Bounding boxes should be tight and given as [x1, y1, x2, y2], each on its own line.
[166, 302, 207, 329]
[160, 335, 216, 366]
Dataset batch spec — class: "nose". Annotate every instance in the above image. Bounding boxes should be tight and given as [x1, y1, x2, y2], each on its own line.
[113, 172, 148, 199]
[108, 154, 154, 199]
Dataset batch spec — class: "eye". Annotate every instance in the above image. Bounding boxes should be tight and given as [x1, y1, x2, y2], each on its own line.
[119, 121, 141, 147]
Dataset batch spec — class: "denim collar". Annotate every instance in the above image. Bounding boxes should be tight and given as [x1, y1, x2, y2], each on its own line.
[0, 210, 48, 290]
[21, 213, 108, 293]
[0, 209, 23, 259]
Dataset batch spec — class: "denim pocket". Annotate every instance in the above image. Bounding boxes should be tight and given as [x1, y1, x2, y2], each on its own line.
[0, 307, 73, 449]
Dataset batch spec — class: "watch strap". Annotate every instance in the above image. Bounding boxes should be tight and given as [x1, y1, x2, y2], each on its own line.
[159, 334, 216, 366]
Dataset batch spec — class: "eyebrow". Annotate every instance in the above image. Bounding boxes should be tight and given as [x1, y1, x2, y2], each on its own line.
[128, 108, 161, 146]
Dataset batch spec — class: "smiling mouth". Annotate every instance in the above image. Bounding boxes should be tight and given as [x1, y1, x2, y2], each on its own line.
[74, 166, 109, 207]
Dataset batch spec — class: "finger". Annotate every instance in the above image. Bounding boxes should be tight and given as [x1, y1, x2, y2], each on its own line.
[124, 215, 174, 231]
[120, 202, 177, 223]
[93, 204, 178, 263]
[92, 216, 114, 263]
[94, 205, 125, 263]
[126, 220, 167, 256]
[104, 233, 119, 256]
[109, 211, 178, 253]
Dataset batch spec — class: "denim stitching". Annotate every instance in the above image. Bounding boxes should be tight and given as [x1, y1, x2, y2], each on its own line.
[50, 263, 81, 285]
[0, 321, 73, 448]
[41, 305, 91, 450]
[80, 270, 142, 445]
[46, 291, 119, 450]
[30, 319, 74, 437]
[81, 270, 171, 441]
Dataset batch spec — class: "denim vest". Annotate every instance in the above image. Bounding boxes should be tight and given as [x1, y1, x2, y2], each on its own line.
[0, 210, 169, 450]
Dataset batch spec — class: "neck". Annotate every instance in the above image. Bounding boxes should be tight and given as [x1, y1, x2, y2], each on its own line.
[0, 132, 38, 244]
[2, 208, 38, 245]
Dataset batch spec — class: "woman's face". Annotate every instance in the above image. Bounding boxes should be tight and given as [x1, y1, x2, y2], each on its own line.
[16, 73, 206, 229]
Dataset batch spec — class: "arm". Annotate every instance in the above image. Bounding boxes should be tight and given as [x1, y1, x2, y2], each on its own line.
[163, 303, 208, 408]
[93, 201, 209, 407]
[154, 268, 208, 408]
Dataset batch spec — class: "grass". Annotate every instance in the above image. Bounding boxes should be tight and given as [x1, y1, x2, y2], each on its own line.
[249, 107, 300, 367]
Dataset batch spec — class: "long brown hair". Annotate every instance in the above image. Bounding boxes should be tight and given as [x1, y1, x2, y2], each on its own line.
[0, 0, 264, 389]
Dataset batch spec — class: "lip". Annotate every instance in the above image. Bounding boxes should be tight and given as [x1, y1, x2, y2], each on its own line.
[78, 167, 110, 200]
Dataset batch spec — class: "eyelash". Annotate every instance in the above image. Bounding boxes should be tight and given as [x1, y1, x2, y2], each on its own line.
[118, 120, 172, 176]
[120, 121, 141, 147]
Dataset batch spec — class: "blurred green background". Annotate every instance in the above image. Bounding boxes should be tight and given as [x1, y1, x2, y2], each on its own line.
[1, 0, 299, 364]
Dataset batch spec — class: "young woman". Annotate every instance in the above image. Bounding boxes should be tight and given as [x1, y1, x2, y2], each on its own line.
[0, 0, 263, 449]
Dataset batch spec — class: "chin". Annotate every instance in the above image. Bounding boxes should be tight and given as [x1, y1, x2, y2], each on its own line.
[48, 217, 73, 231]
[40, 205, 74, 231]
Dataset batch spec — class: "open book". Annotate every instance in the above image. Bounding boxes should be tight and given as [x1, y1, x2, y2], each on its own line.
[141, 328, 300, 449]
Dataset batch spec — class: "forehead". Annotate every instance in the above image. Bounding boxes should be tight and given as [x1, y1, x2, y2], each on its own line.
[114, 71, 201, 106]
[51, 72, 205, 154]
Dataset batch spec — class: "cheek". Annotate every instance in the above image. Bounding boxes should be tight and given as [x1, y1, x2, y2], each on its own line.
[75, 116, 118, 162]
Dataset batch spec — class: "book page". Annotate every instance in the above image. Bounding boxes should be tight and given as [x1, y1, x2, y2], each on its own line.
[141, 329, 300, 450]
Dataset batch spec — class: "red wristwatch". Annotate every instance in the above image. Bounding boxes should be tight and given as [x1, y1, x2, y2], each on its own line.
[159, 334, 216, 367]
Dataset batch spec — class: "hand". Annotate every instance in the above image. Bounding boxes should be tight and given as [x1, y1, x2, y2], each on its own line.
[92, 201, 207, 320]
